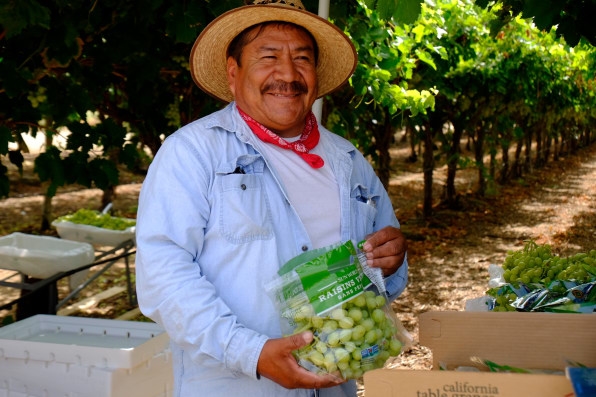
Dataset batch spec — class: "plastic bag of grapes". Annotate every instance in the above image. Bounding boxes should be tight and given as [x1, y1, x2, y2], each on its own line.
[265, 240, 412, 380]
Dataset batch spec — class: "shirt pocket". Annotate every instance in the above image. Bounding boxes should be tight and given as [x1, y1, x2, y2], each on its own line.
[218, 172, 274, 244]
[350, 183, 379, 238]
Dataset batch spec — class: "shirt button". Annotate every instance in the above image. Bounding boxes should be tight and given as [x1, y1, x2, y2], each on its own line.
[301, 245, 308, 251]
[240, 184, 246, 190]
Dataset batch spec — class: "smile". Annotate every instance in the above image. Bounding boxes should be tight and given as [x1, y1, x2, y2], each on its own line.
[269, 92, 301, 97]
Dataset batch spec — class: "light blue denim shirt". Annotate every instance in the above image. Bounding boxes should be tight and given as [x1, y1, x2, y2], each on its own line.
[135, 103, 408, 397]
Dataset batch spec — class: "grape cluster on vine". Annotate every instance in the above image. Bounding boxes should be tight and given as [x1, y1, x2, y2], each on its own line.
[27, 86, 47, 109]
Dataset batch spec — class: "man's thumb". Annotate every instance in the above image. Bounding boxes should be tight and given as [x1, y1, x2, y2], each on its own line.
[289, 331, 313, 351]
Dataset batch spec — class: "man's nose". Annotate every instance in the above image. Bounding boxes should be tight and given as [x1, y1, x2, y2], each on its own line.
[274, 55, 301, 82]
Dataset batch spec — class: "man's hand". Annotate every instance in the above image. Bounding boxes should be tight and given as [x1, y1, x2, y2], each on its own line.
[361, 226, 407, 276]
[257, 331, 345, 389]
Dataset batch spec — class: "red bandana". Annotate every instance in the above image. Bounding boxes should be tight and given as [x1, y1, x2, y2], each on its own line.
[237, 106, 324, 169]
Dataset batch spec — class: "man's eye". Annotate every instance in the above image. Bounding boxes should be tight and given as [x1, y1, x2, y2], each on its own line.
[296, 56, 313, 63]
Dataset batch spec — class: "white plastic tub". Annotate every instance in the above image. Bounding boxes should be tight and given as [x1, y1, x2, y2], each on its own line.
[0, 315, 173, 397]
[52, 220, 135, 247]
[0, 352, 173, 397]
[0, 315, 168, 368]
[0, 233, 95, 279]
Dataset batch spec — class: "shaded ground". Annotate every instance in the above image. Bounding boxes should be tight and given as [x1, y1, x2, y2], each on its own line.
[1, 138, 595, 388]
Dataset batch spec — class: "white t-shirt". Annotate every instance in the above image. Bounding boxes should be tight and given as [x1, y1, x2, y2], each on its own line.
[251, 135, 341, 249]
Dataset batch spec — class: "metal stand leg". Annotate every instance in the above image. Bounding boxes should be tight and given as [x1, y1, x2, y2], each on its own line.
[55, 239, 136, 311]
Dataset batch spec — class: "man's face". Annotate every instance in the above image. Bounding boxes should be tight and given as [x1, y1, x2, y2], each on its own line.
[227, 24, 318, 138]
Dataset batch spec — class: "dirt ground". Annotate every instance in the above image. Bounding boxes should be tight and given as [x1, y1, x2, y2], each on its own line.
[1, 136, 595, 388]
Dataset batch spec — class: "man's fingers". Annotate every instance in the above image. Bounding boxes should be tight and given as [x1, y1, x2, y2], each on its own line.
[363, 226, 402, 251]
[361, 227, 407, 275]
[363, 227, 406, 254]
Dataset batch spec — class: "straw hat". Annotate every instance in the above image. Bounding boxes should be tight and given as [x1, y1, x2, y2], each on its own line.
[189, 0, 357, 103]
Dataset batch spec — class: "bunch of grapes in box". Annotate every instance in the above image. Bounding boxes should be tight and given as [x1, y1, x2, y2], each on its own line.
[486, 241, 596, 312]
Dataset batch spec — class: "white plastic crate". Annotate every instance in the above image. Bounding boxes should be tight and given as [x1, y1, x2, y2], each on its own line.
[0, 351, 172, 397]
[0, 233, 95, 279]
[52, 220, 136, 247]
[0, 315, 168, 368]
[0, 315, 172, 397]
[0, 389, 27, 397]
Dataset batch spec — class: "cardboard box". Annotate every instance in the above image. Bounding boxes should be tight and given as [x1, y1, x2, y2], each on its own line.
[419, 311, 596, 371]
[364, 369, 575, 397]
[364, 311, 596, 397]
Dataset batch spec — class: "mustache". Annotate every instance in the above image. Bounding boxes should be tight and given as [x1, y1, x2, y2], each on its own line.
[262, 80, 308, 94]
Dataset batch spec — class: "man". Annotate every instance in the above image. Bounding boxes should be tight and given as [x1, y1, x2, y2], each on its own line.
[135, 1, 408, 396]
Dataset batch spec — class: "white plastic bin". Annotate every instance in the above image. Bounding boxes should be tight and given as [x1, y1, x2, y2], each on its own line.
[0, 233, 95, 279]
[0, 315, 173, 397]
[52, 220, 136, 247]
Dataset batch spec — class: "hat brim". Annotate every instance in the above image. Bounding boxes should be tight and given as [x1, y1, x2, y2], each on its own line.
[190, 4, 357, 103]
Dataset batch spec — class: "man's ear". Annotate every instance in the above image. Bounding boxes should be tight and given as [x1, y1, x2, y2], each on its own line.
[226, 57, 238, 97]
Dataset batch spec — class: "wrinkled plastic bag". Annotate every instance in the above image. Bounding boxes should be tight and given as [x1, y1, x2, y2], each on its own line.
[512, 280, 596, 312]
[265, 240, 412, 380]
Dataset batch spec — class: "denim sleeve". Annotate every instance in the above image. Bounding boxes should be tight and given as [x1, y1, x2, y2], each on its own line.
[384, 252, 409, 302]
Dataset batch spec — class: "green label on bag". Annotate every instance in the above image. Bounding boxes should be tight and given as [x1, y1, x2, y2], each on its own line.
[305, 265, 364, 314]
[287, 241, 372, 315]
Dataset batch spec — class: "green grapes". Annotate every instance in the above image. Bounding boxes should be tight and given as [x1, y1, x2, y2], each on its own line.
[57, 208, 136, 231]
[165, 102, 182, 128]
[488, 241, 596, 311]
[290, 290, 403, 380]
[27, 86, 47, 108]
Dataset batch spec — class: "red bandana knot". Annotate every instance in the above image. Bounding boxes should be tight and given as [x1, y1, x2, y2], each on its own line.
[237, 106, 324, 169]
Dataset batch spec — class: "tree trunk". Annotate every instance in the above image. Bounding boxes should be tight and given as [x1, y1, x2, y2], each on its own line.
[101, 185, 115, 212]
[512, 136, 524, 178]
[534, 122, 544, 168]
[544, 134, 552, 164]
[489, 147, 496, 181]
[582, 125, 592, 146]
[475, 126, 486, 196]
[40, 131, 54, 231]
[524, 128, 532, 174]
[406, 123, 418, 163]
[373, 112, 394, 189]
[500, 139, 510, 184]
[445, 121, 464, 207]
[101, 147, 119, 211]
[422, 124, 435, 219]
[41, 192, 52, 231]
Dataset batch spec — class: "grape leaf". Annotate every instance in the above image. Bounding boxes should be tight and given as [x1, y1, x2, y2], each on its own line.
[523, 0, 559, 32]
[0, 0, 50, 37]
[393, 0, 423, 25]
